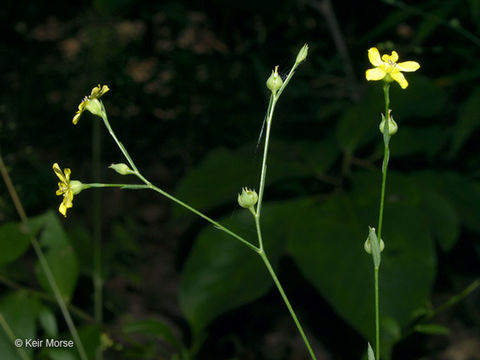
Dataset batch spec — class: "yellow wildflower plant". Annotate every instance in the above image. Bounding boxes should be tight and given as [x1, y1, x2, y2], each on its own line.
[53, 163, 84, 217]
[365, 47, 420, 89]
[72, 84, 110, 125]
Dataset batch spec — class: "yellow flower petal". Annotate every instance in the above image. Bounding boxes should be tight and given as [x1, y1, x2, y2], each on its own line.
[53, 163, 66, 183]
[391, 70, 408, 89]
[368, 47, 382, 66]
[73, 113, 81, 125]
[397, 61, 420, 72]
[59, 202, 67, 217]
[390, 51, 398, 63]
[64, 168, 71, 182]
[90, 85, 102, 98]
[366, 67, 386, 81]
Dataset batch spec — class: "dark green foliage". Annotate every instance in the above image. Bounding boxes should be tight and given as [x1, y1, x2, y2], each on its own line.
[2, 0, 480, 359]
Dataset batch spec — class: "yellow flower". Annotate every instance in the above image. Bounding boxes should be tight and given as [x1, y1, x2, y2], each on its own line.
[53, 163, 84, 217]
[72, 84, 110, 125]
[365, 47, 420, 89]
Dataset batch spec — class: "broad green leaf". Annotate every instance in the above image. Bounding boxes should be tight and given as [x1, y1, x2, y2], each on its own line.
[413, 171, 480, 233]
[30, 211, 78, 302]
[287, 188, 436, 357]
[417, 188, 459, 251]
[0, 223, 31, 266]
[123, 319, 182, 351]
[414, 323, 450, 335]
[0, 291, 37, 360]
[450, 86, 480, 156]
[354, 170, 460, 251]
[180, 200, 300, 339]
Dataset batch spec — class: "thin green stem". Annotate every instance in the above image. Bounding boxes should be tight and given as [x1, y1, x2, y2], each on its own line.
[257, 94, 276, 217]
[86, 183, 149, 190]
[256, 63, 299, 218]
[98, 113, 259, 253]
[97, 58, 313, 359]
[100, 110, 139, 174]
[146, 182, 259, 253]
[254, 60, 315, 359]
[0, 313, 30, 360]
[373, 83, 391, 360]
[0, 153, 88, 360]
[259, 250, 317, 360]
[254, 215, 264, 251]
[374, 267, 380, 360]
[92, 117, 103, 360]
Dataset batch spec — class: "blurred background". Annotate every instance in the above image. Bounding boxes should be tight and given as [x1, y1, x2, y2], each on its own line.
[1, 0, 480, 359]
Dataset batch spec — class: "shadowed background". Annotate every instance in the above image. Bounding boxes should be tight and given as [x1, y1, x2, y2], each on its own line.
[1, 0, 480, 359]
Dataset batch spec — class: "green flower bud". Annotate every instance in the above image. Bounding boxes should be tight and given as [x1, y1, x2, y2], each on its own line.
[364, 237, 385, 254]
[295, 44, 308, 64]
[85, 98, 106, 119]
[237, 187, 258, 209]
[70, 180, 86, 195]
[379, 111, 398, 136]
[109, 163, 134, 175]
[266, 66, 283, 94]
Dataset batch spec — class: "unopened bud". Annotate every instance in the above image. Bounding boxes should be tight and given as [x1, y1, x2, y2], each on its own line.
[237, 187, 258, 209]
[109, 163, 134, 175]
[379, 111, 398, 136]
[295, 44, 308, 64]
[266, 66, 283, 94]
[85, 98, 106, 119]
[364, 237, 385, 254]
[70, 180, 86, 195]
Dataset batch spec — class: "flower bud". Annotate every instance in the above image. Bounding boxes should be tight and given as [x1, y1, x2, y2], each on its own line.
[295, 44, 308, 65]
[70, 180, 86, 195]
[266, 66, 283, 94]
[109, 163, 134, 175]
[364, 237, 385, 254]
[85, 98, 106, 119]
[237, 187, 258, 209]
[379, 111, 398, 136]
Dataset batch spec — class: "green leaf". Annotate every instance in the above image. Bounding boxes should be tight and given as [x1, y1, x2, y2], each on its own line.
[418, 188, 459, 251]
[0, 291, 37, 360]
[287, 187, 436, 357]
[413, 171, 480, 233]
[450, 86, 480, 156]
[180, 200, 298, 339]
[123, 319, 182, 351]
[38, 305, 58, 337]
[0, 223, 31, 266]
[30, 211, 78, 302]
[414, 323, 450, 335]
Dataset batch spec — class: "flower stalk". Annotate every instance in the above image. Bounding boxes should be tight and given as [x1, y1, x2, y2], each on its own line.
[61, 45, 314, 359]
